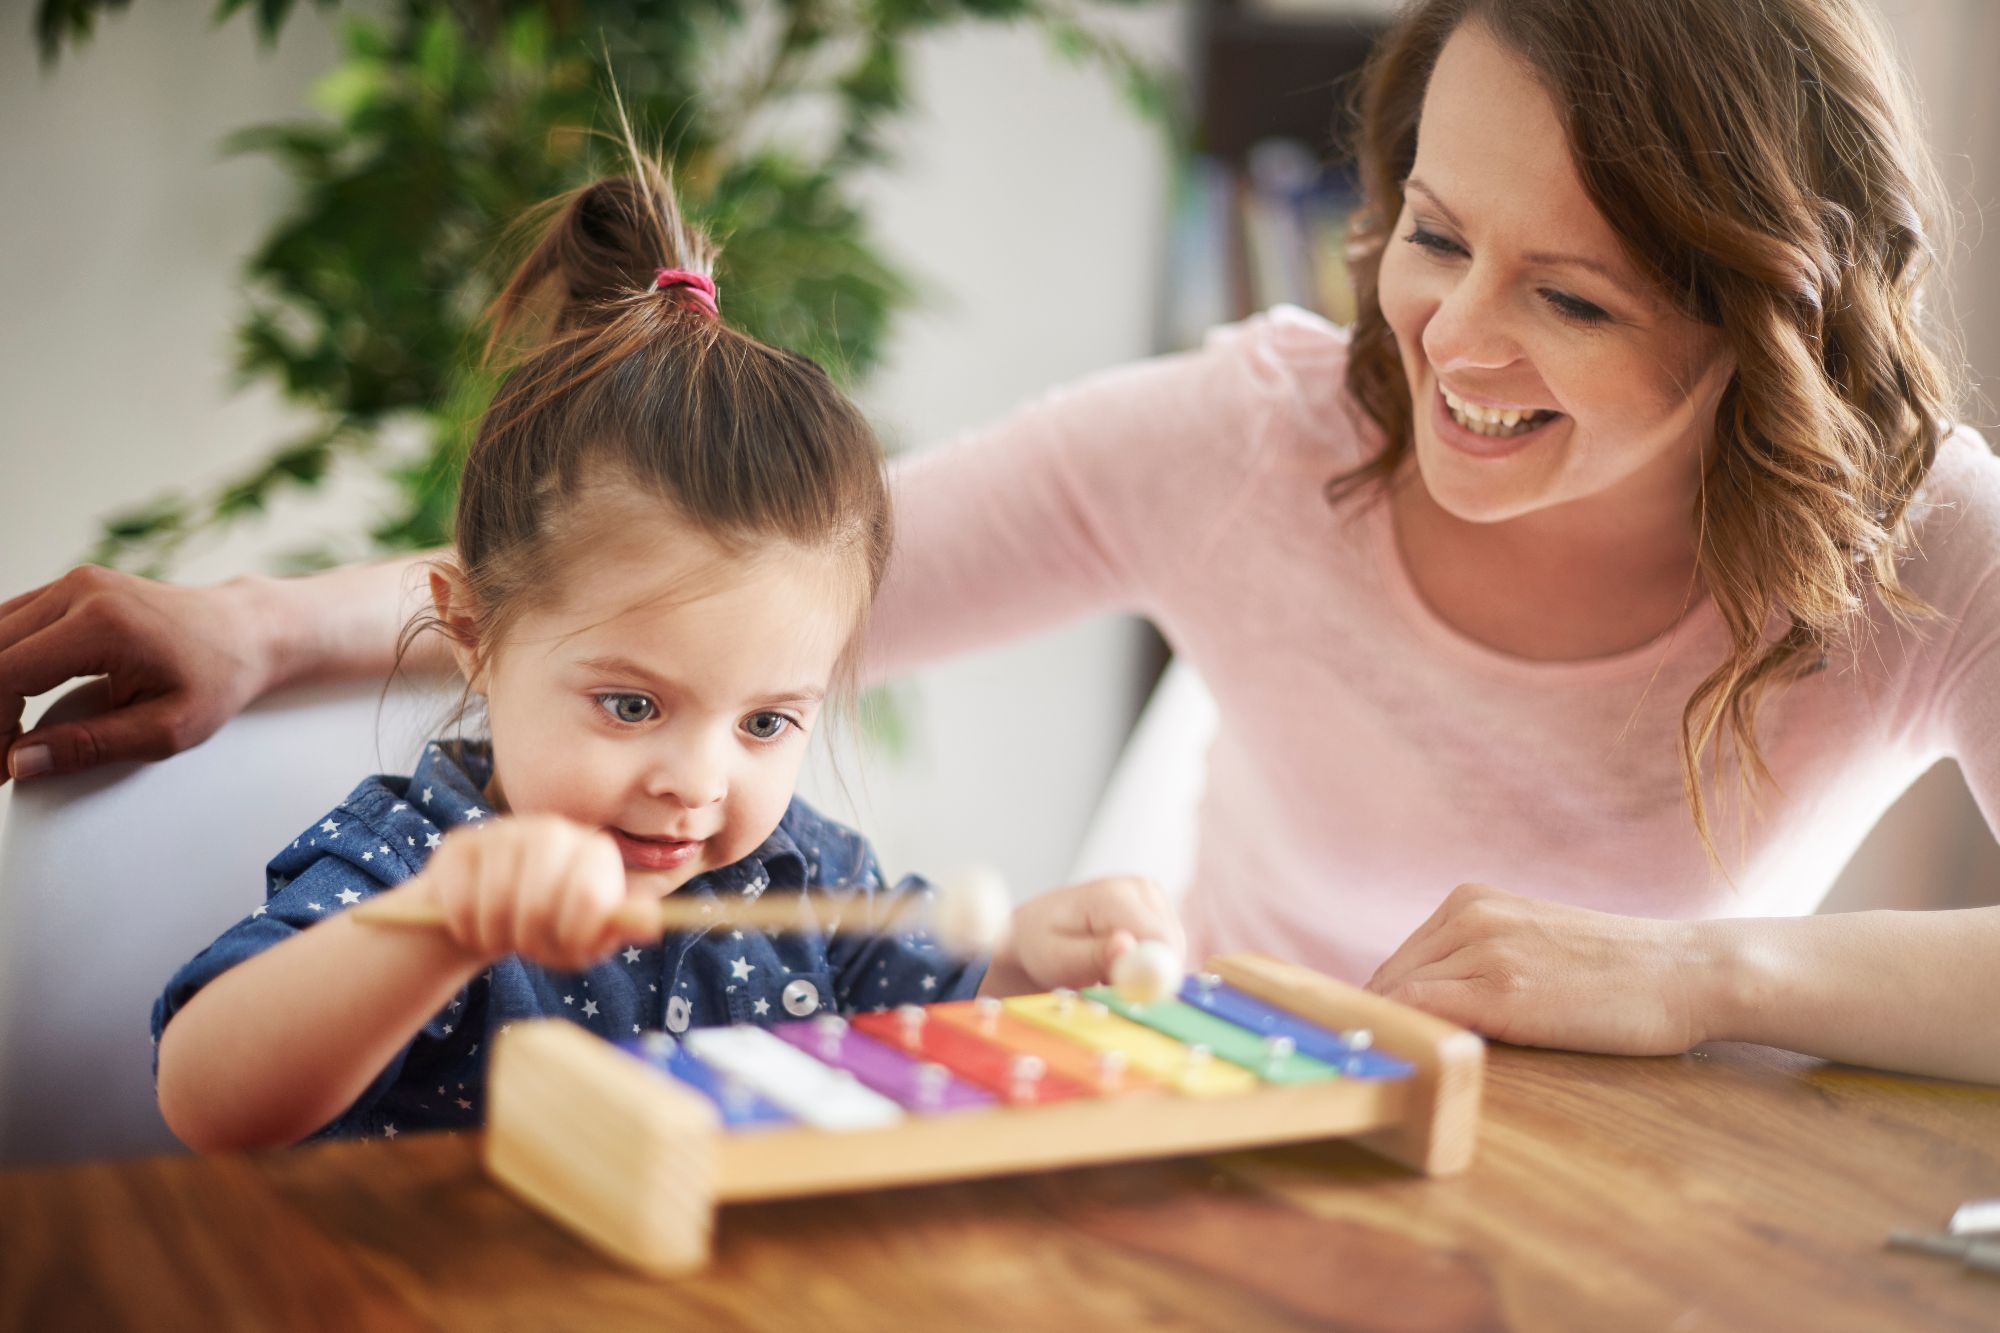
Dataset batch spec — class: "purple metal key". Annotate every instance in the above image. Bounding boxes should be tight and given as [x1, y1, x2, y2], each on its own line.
[773, 1014, 997, 1113]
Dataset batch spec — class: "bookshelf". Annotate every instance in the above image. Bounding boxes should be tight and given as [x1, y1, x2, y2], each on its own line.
[1161, 1, 1389, 349]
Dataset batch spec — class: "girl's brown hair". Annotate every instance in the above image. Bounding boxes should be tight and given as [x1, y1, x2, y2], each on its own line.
[1336, 0, 1959, 856]
[411, 137, 891, 699]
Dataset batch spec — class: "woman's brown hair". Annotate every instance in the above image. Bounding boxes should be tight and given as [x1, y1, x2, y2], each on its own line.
[404, 131, 891, 704]
[1337, 0, 1959, 857]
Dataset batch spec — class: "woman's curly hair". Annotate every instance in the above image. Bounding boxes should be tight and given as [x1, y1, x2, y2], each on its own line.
[1335, 0, 1962, 860]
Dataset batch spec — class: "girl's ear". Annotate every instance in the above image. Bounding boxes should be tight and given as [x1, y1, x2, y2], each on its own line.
[428, 565, 489, 691]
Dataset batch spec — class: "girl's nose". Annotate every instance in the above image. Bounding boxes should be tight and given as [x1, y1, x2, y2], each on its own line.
[646, 735, 727, 808]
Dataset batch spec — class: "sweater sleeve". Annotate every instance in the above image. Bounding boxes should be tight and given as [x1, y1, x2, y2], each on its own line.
[1915, 427, 2000, 844]
[864, 310, 1353, 678]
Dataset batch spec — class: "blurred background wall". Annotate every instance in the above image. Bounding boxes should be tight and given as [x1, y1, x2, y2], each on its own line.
[0, 0, 1994, 911]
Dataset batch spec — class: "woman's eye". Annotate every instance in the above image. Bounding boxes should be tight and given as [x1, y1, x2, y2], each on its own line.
[743, 712, 791, 741]
[1403, 226, 1465, 258]
[1542, 289, 1612, 326]
[597, 694, 656, 725]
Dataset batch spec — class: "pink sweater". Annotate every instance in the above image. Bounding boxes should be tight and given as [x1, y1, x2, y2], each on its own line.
[869, 308, 2000, 983]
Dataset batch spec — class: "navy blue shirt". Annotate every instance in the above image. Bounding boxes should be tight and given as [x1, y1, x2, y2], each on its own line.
[152, 740, 985, 1141]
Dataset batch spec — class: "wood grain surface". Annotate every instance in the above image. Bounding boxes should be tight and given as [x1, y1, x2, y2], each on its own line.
[3, 1041, 1995, 1332]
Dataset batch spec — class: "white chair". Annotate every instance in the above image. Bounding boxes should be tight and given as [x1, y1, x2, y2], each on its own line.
[1066, 658, 1218, 900]
[0, 679, 451, 1166]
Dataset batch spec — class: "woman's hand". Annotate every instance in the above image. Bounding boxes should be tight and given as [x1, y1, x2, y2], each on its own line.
[1366, 883, 1718, 1056]
[415, 814, 656, 971]
[979, 874, 1186, 997]
[0, 566, 276, 784]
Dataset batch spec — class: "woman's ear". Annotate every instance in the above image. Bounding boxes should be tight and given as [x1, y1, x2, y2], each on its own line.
[428, 565, 488, 691]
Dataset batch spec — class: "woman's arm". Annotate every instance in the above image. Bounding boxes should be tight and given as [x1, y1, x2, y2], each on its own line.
[1700, 906, 2000, 1082]
[155, 880, 482, 1152]
[0, 551, 442, 783]
[1364, 884, 2000, 1084]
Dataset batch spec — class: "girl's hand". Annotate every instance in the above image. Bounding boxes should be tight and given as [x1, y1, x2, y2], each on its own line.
[980, 874, 1186, 997]
[0, 567, 274, 784]
[1365, 883, 1717, 1055]
[415, 814, 655, 971]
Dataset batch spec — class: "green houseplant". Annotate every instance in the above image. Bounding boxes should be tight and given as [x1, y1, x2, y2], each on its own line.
[36, 0, 1170, 574]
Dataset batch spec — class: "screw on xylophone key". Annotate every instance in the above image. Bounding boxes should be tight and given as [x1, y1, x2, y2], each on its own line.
[1081, 998, 1110, 1021]
[896, 1004, 927, 1049]
[1096, 1049, 1129, 1091]
[814, 1014, 848, 1060]
[1343, 1029, 1374, 1051]
[1183, 1044, 1213, 1074]
[974, 996, 1003, 1035]
[915, 1061, 951, 1108]
[1053, 988, 1078, 1018]
[1262, 1035, 1297, 1076]
[1008, 1054, 1047, 1104]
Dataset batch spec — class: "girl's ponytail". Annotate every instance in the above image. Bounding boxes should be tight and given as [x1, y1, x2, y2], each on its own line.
[485, 155, 719, 366]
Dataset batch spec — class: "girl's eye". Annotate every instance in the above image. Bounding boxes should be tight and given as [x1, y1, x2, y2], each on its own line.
[1403, 226, 1466, 258]
[743, 712, 791, 742]
[1542, 289, 1612, 326]
[597, 694, 656, 725]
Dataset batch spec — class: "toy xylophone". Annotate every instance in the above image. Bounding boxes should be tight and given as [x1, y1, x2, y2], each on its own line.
[483, 951, 1486, 1275]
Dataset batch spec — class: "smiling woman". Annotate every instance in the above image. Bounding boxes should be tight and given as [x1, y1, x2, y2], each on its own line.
[3, 0, 1998, 1086]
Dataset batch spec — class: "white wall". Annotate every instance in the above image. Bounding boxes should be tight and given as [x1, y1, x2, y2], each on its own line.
[0, 1, 1184, 896]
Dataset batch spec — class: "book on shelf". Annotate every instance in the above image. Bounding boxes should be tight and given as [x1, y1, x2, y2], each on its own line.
[1160, 139, 1361, 352]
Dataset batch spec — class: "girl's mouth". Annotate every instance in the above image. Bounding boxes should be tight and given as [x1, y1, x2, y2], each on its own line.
[610, 828, 703, 872]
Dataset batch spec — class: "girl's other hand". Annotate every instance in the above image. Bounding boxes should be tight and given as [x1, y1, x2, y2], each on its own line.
[417, 814, 656, 971]
[980, 874, 1186, 997]
[1365, 883, 1716, 1056]
[0, 567, 273, 785]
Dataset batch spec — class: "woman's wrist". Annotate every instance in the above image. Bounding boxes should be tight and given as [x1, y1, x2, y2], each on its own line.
[1680, 917, 1774, 1046]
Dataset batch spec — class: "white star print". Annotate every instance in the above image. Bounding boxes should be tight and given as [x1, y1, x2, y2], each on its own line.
[622, 946, 642, 964]
[361, 852, 374, 862]
[308, 902, 324, 913]
[251, 903, 268, 918]
[383, 1124, 398, 1140]
[320, 819, 339, 834]
[921, 975, 937, 991]
[337, 888, 362, 906]
[407, 836, 415, 846]
[632, 1024, 642, 1034]
[464, 806, 485, 819]
[379, 845, 391, 856]
[582, 1000, 599, 1018]
[425, 832, 443, 849]
[442, 1023, 454, 1035]
[753, 997, 770, 1016]
[730, 957, 755, 981]
[448, 999, 461, 1011]
[269, 874, 289, 892]
[731, 930, 744, 940]
[422, 787, 433, 801]
[456, 1098, 473, 1110]
[563, 994, 576, 1006]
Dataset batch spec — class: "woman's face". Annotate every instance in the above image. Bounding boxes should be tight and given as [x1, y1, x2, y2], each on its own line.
[1376, 20, 1734, 531]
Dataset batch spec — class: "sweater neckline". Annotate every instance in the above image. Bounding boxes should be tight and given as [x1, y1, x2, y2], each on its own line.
[1364, 491, 1723, 684]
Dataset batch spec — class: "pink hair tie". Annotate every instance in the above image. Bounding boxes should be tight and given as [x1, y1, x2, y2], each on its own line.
[652, 268, 719, 317]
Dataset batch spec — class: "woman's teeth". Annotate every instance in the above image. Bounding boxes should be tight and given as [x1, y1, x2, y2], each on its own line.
[1442, 386, 1556, 438]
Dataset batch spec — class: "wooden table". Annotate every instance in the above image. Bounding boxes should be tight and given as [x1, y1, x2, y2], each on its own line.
[3, 1041, 1996, 1332]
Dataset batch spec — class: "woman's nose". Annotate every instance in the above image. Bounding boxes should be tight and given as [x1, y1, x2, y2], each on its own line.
[1422, 269, 1520, 374]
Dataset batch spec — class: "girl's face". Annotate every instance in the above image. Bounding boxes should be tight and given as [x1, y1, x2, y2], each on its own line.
[447, 518, 860, 898]
[1376, 20, 1734, 530]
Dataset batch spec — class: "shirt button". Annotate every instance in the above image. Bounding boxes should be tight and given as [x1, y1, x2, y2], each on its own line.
[666, 995, 692, 1033]
[781, 979, 820, 1017]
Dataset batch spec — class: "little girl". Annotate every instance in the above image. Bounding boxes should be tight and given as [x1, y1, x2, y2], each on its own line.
[151, 152, 1183, 1152]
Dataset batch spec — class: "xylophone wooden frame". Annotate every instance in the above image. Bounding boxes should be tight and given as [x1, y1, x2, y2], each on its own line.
[483, 951, 1486, 1276]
